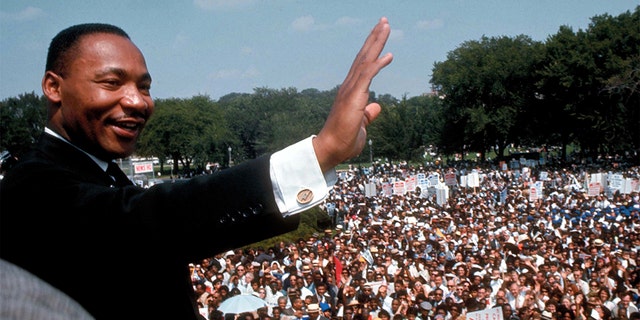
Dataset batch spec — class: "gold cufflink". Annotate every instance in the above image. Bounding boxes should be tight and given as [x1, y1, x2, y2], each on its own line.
[296, 188, 314, 204]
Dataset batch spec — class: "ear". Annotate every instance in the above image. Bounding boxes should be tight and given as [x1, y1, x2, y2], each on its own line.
[42, 71, 63, 104]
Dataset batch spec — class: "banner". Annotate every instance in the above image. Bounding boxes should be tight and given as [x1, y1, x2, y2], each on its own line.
[588, 182, 602, 196]
[405, 176, 417, 192]
[444, 172, 457, 186]
[467, 172, 480, 188]
[436, 184, 449, 206]
[529, 186, 539, 202]
[393, 181, 405, 195]
[433, 173, 442, 186]
[382, 183, 393, 197]
[365, 182, 377, 198]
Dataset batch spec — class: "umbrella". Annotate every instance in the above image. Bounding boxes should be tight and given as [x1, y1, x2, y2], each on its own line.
[218, 294, 267, 314]
[254, 253, 273, 263]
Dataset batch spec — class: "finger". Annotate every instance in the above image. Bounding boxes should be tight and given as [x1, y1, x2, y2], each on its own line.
[344, 17, 392, 85]
[363, 103, 382, 127]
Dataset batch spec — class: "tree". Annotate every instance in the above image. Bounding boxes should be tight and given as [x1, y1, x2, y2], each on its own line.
[219, 92, 262, 162]
[431, 35, 544, 161]
[585, 7, 640, 153]
[220, 87, 332, 162]
[367, 94, 442, 164]
[136, 95, 231, 175]
[536, 6, 640, 159]
[0, 92, 47, 159]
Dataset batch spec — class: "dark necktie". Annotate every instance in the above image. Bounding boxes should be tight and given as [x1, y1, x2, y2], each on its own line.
[107, 162, 132, 187]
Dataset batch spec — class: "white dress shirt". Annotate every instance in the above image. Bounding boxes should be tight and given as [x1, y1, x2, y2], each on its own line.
[271, 135, 337, 216]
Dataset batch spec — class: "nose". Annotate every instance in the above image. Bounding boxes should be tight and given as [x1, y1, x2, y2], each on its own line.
[121, 85, 152, 116]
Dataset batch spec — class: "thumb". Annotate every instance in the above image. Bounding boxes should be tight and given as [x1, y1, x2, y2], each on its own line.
[364, 103, 382, 126]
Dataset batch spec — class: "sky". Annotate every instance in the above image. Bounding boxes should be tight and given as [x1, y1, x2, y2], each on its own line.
[0, 1, 636, 101]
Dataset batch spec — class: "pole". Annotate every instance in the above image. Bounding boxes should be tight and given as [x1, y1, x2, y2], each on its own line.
[369, 139, 373, 164]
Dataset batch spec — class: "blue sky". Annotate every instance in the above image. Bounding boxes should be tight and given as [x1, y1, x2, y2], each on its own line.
[0, 1, 636, 101]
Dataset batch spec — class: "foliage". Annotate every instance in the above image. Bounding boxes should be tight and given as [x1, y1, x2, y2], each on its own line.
[136, 95, 231, 174]
[431, 35, 545, 161]
[219, 87, 333, 163]
[0, 92, 47, 158]
[368, 94, 444, 163]
[535, 7, 640, 158]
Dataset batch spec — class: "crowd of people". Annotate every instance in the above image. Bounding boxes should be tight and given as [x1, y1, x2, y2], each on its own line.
[189, 156, 640, 320]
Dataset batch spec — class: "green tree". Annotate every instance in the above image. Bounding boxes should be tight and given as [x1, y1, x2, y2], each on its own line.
[219, 92, 261, 162]
[220, 87, 332, 162]
[253, 87, 326, 154]
[431, 35, 544, 160]
[536, 6, 640, 159]
[367, 97, 404, 162]
[0, 92, 47, 158]
[585, 7, 640, 153]
[136, 95, 231, 174]
[367, 94, 442, 164]
[531, 26, 577, 161]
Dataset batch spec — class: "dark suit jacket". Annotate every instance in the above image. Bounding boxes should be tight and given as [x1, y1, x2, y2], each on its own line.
[0, 133, 301, 319]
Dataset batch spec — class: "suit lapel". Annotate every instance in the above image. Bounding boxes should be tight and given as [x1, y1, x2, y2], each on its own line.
[37, 134, 129, 187]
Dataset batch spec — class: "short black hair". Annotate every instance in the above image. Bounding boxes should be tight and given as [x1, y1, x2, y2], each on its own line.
[46, 23, 129, 75]
[378, 309, 391, 319]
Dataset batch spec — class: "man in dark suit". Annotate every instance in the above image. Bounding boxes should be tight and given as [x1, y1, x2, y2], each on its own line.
[0, 18, 393, 320]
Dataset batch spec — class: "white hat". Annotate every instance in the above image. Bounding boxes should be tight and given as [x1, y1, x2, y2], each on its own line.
[419, 301, 433, 310]
[307, 303, 320, 313]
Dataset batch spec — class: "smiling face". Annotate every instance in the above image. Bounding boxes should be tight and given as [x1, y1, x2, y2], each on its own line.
[42, 32, 154, 161]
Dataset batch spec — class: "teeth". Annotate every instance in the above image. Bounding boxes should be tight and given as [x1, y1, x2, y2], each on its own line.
[117, 123, 137, 129]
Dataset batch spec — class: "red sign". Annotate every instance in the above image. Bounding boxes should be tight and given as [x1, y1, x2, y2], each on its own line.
[134, 162, 154, 174]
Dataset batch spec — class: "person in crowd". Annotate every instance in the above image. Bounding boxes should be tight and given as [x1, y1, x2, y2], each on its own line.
[307, 303, 330, 320]
[320, 302, 333, 320]
[417, 301, 433, 320]
[196, 283, 213, 310]
[341, 306, 356, 320]
[588, 296, 612, 320]
[599, 288, 617, 312]
[0, 17, 394, 320]
[239, 312, 257, 320]
[272, 306, 284, 320]
[376, 283, 394, 315]
[612, 291, 639, 320]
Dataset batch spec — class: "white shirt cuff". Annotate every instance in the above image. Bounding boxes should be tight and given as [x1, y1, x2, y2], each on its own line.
[270, 135, 337, 217]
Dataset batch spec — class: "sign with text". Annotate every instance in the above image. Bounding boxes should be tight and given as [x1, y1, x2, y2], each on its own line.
[444, 172, 457, 186]
[382, 183, 393, 197]
[588, 182, 602, 196]
[365, 182, 377, 198]
[467, 306, 504, 320]
[134, 161, 154, 174]
[467, 172, 480, 188]
[393, 181, 406, 195]
[405, 176, 417, 192]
